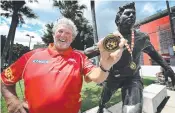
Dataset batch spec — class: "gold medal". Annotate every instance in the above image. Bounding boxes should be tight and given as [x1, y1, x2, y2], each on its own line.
[130, 61, 136, 70]
[103, 34, 121, 52]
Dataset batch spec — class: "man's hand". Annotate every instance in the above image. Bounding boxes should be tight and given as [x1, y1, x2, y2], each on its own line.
[97, 31, 126, 70]
[6, 97, 29, 113]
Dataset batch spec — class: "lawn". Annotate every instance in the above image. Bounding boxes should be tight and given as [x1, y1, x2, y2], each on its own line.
[1, 77, 156, 113]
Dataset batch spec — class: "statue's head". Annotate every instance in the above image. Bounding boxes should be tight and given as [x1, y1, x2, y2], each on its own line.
[115, 2, 136, 29]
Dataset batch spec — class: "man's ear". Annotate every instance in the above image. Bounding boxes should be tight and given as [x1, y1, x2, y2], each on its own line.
[52, 33, 55, 38]
[115, 16, 119, 26]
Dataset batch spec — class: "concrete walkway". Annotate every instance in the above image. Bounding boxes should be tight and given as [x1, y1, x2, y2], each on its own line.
[84, 89, 175, 113]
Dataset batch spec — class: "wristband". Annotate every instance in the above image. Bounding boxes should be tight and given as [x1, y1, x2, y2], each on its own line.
[100, 65, 110, 72]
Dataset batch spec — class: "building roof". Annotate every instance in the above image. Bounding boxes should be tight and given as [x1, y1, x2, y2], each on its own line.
[134, 6, 175, 27]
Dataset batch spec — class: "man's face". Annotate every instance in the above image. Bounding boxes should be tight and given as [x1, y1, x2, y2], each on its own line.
[53, 24, 73, 50]
[118, 8, 136, 28]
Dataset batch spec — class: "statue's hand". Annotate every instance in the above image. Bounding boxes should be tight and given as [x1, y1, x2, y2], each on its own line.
[165, 68, 175, 88]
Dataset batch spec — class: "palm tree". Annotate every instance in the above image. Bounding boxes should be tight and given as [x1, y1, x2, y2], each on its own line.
[1, 1, 37, 67]
[42, 23, 54, 45]
[53, 0, 86, 25]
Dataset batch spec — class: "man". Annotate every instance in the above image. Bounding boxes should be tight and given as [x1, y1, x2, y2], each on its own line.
[97, 2, 175, 113]
[1, 18, 125, 113]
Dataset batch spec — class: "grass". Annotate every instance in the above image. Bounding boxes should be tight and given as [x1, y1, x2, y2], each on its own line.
[1, 77, 156, 113]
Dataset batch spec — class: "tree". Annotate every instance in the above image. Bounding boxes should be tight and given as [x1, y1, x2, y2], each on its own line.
[12, 43, 30, 63]
[1, 35, 7, 54]
[1, 35, 30, 69]
[42, 23, 54, 46]
[1, 1, 37, 67]
[42, 0, 94, 50]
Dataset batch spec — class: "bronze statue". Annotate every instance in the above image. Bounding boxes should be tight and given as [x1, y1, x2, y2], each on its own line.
[94, 2, 175, 113]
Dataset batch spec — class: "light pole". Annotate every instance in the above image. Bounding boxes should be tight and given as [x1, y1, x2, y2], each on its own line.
[166, 0, 175, 45]
[26, 34, 34, 49]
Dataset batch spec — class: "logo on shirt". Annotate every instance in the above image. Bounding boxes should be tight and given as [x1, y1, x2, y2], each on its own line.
[5, 67, 14, 82]
[33, 60, 49, 64]
[68, 58, 77, 64]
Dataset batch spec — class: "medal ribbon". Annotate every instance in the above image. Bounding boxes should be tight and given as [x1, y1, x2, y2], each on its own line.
[124, 29, 134, 58]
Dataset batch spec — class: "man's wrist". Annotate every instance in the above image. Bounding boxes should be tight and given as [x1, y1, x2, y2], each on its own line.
[99, 64, 110, 73]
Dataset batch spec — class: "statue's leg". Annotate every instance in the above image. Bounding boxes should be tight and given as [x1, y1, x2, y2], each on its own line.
[122, 79, 143, 113]
[97, 80, 120, 113]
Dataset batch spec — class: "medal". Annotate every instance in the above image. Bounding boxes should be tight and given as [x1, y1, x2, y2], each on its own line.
[130, 61, 136, 70]
[125, 29, 136, 70]
[103, 34, 121, 52]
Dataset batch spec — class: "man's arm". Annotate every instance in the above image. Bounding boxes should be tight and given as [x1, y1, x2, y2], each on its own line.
[1, 54, 28, 113]
[1, 83, 17, 100]
[0, 49, 39, 113]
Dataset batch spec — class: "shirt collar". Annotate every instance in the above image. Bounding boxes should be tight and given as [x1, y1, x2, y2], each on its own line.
[47, 43, 73, 57]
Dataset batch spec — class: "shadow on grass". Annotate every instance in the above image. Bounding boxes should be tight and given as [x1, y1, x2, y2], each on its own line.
[81, 84, 121, 112]
[142, 77, 156, 86]
[81, 77, 156, 112]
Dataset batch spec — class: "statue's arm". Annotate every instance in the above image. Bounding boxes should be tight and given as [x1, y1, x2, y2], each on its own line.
[142, 35, 173, 71]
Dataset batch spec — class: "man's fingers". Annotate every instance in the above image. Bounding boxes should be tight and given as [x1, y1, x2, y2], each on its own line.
[113, 31, 124, 39]
[19, 108, 27, 113]
[110, 48, 123, 61]
[22, 101, 29, 109]
[119, 38, 127, 48]
[97, 38, 105, 52]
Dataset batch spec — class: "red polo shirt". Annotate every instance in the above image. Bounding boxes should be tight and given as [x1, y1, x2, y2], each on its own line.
[1, 44, 95, 113]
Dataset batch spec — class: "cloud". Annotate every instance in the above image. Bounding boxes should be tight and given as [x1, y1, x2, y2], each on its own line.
[141, 3, 156, 15]
[14, 30, 43, 49]
[25, 0, 56, 13]
[79, 0, 101, 23]
[0, 22, 43, 49]
[24, 17, 46, 28]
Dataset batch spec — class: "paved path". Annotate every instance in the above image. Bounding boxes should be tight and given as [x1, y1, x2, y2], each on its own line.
[84, 89, 175, 113]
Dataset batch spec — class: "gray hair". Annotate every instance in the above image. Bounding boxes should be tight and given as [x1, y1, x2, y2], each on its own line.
[52, 18, 78, 39]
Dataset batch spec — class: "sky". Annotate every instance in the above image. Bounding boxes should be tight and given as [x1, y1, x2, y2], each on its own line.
[0, 0, 175, 49]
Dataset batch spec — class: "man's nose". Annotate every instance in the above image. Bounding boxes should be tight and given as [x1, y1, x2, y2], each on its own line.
[129, 13, 134, 17]
[60, 32, 66, 37]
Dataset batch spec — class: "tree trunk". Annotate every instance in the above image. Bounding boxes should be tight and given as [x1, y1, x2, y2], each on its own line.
[90, 0, 99, 65]
[90, 0, 98, 43]
[8, 36, 15, 66]
[1, 11, 19, 69]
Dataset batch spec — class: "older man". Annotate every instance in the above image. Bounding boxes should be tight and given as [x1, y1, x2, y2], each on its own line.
[1, 18, 125, 113]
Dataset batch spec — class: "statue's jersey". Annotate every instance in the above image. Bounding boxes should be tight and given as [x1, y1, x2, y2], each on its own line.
[109, 30, 152, 78]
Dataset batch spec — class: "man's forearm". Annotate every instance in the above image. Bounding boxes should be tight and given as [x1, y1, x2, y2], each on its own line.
[1, 82, 18, 101]
[87, 67, 109, 83]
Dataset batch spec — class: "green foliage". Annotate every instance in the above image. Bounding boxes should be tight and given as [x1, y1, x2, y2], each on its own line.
[42, 23, 54, 45]
[12, 43, 30, 62]
[1, 1, 37, 19]
[1, 35, 30, 66]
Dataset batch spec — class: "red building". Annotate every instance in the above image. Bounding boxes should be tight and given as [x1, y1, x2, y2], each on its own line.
[135, 6, 175, 65]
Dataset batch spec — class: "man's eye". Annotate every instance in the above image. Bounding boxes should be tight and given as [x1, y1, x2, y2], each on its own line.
[58, 30, 63, 33]
[66, 32, 71, 35]
[125, 12, 130, 16]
